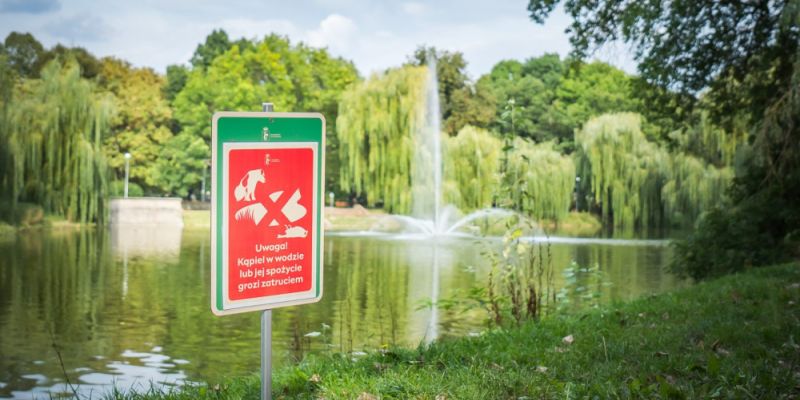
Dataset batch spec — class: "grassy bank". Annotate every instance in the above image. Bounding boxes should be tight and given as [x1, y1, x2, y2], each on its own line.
[182, 207, 391, 231]
[109, 263, 800, 399]
[545, 211, 602, 236]
[182, 209, 602, 235]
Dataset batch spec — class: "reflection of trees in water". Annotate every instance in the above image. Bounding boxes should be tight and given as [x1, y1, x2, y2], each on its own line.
[553, 243, 677, 310]
[327, 238, 410, 353]
[0, 230, 115, 396]
[0, 231, 679, 397]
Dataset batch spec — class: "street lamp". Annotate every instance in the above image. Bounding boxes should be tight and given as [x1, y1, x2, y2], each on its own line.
[124, 152, 131, 198]
[574, 176, 581, 212]
[202, 159, 210, 202]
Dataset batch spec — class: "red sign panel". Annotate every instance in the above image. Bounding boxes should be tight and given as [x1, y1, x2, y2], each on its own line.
[227, 146, 314, 299]
[218, 142, 320, 313]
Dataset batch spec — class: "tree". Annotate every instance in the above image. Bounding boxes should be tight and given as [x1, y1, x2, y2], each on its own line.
[529, 0, 800, 277]
[574, 113, 731, 230]
[190, 29, 233, 70]
[527, 1, 798, 119]
[148, 133, 209, 198]
[0, 60, 113, 222]
[478, 58, 556, 142]
[2, 32, 44, 78]
[174, 34, 358, 197]
[408, 46, 494, 135]
[163, 64, 189, 103]
[337, 66, 427, 213]
[552, 61, 639, 147]
[96, 57, 174, 195]
[444, 126, 503, 211]
[477, 54, 637, 149]
[38, 44, 101, 79]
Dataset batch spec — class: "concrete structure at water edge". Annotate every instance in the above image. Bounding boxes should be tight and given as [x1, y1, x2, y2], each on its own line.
[109, 198, 184, 259]
[109, 197, 184, 227]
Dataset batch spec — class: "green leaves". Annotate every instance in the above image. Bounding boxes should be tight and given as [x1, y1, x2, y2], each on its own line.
[336, 66, 426, 213]
[0, 59, 112, 222]
[575, 112, 731, 229]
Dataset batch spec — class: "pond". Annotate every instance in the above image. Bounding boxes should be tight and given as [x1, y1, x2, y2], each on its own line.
[0, 226, 680, 399]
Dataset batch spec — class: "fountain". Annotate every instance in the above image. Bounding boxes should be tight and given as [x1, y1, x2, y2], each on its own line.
[385, 55, 516, 236]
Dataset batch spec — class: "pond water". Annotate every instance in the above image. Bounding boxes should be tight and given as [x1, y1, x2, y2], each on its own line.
[0, 226, 680, 399]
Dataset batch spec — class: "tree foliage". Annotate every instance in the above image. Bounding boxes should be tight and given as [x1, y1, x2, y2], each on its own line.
[478, 55, 637, 149]
[0, 60, 113, 222]
[3, 32, 44, 78]
[190, 29, 234, 70]
[503, 138, 575, 221]
[163, 64, 189, 104]
[527, 0, 799, 118]
[97, 57, 175, 194]
[148, 133, 209, 198]
[530, 0, 800, 276]
[409, 46, 494, 136]
[337, 66, 427, 213]
[575, 113, 731, 229]
[444, 126, 502, 211]
[174, 33, 358, 196]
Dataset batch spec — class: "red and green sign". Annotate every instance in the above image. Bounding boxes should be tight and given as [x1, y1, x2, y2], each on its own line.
[211, 112, 324, 316]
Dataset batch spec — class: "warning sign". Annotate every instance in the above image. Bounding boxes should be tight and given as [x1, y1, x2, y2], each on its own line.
[211, 113, 324, 316]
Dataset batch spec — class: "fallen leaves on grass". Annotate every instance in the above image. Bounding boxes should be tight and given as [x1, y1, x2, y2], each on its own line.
[562, 334, 574, 345]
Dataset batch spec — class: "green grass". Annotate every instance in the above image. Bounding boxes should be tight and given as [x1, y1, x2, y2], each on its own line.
[546, 211, 603, 236]
[182, 209, 211, 229]
[0, 220, 15, 238]
[107, 263, 800, 399]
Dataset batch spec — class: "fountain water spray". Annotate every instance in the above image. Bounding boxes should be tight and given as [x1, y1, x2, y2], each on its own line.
[411, 55, 444, 231]
[400, 54, 514, 236]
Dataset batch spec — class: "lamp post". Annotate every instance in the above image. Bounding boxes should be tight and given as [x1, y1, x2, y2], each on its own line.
[202, 159, 210, 202]
[574, 176, 581, 212]
[124, 152, 131, 198]
[329, 192, 334, 208]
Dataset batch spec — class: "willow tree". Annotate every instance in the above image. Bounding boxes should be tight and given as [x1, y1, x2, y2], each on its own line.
[443, 125, 502, 211]
[504, 138, 575, 221]
[662, 153, 733, 225]
[336, 66, 427, 213]
[576, 112, 732, 228]
[1, 60, 113, 223]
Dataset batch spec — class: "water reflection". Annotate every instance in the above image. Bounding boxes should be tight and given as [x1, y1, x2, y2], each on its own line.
[110, 224, 182, 260]
[0, 229, 679, 399]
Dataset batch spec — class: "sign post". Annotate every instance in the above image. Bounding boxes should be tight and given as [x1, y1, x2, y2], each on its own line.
[211, 104, 325, 400]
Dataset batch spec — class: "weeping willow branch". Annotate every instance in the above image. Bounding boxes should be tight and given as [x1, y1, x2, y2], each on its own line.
[444, 126, 502, 211]
[0, 60, 113, 223]
[336, 66, 426, 213]
[576, 112, 733, 229]
[504, 139, 574, 221]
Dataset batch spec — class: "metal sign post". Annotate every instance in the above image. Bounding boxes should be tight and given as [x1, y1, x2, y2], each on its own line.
[261, 102, 273, 400]
[210, 102, 325, 400]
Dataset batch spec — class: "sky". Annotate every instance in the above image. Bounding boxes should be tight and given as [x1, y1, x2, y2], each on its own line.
[0, 0, 635, 80]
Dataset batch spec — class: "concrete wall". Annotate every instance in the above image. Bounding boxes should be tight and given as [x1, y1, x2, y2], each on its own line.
[109, 198, 184, 227]
[109, 198, 184, 259]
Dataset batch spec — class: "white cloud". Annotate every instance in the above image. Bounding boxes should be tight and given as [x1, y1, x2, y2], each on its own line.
[0, 1, 637, 78]
[217, 18, 300, 42]
[400, 2, 427, 16]
[306, 14, 357, 52]
[45, 14, 110, 43]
